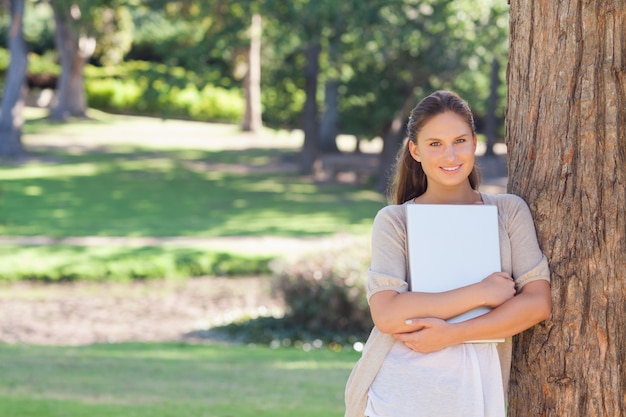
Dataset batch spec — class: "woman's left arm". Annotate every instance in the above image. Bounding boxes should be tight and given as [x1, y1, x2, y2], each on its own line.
[395, 280, 551, 353]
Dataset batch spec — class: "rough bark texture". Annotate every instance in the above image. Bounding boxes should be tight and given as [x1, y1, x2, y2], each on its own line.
[507, 1, 625, 416]
[0, 0, 27, 158]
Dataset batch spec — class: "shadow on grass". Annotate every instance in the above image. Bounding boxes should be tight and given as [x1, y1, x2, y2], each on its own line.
[0, 146, 385, 238]
[187, 315, 370, 349]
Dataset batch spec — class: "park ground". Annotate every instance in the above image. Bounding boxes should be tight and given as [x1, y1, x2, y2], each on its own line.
[0, 116, 508, 346]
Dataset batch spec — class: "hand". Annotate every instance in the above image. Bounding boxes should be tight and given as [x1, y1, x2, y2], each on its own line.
[479, 272, 516, 308]
[394, 317, 454, 354]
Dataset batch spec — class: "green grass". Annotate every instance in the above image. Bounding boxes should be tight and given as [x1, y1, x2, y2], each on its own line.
[0, 342, 358, 417]
[0, 112, 384, 281]
[0, 244, 272, 282]
[1, 123, 384, 239]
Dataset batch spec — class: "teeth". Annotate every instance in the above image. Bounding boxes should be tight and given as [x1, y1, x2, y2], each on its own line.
[442, 166, 460, 171]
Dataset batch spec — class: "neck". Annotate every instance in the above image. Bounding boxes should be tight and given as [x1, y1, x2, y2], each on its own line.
[415, 186, 482, 205]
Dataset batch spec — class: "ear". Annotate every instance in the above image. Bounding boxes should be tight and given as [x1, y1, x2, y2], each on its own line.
[408, 140, 421, 162]
[472, 133, 478, 151]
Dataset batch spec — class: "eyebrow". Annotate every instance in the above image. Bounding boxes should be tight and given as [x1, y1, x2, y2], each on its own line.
[423, 133, 472, 141]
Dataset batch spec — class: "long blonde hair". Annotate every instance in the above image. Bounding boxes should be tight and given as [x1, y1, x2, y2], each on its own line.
[388, 90, 481, 204]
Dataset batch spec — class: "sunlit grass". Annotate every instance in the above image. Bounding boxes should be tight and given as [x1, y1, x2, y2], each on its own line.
[0, 244, 272, 282]
[0, 342, 358, 417]
[0, 113, 385, 281]
[0, 146, 385, 238]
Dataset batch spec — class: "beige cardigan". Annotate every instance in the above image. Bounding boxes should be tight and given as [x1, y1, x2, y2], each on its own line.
[344, 193, 551, 417]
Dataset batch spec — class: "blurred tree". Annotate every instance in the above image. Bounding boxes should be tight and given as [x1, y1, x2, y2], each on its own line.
[242, 13, 262, 133]
[351, 0, 507, 192]
[138, 0, 260, 131]
[261, 0, 509, 185]
[48, 0, 132, 121]
[0, 0, 27, 159]
[262, 0, 330, 173]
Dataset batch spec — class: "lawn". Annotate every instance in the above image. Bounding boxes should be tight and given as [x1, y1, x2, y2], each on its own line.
[0, 110, 385, 281]
[0, 342, 359, 417]
[0, 147, 384, 238]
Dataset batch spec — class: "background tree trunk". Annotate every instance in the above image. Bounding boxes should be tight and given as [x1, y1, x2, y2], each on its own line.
[0, 0, 27, 159]
[507, 2, 625, 416]
[319, 30, 341, 154]
[242, 13, 262, 133]
[375, 92, 417, 194]
[299, 41, 321, 175]
[484, 57, 500, 157]
[50, 4, 93, 121]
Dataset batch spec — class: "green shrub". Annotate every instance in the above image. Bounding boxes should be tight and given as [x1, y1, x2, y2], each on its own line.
[270, 238, 373, 338]
[86, 78, 143, 111]
[84, 60, 244, 123]
[27, 51, 60, 76]
[205, 239, 373, 347]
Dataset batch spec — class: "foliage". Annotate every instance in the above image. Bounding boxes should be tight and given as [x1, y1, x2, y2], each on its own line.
[4, 1, 509, 139]
[0, 2, 55, 55]
[0, 343, 358, 417]
[271, 239, 372, 337]
[87, 60, 241, 121]
[250, 0, 510, 137]
[84, 60, 244, 122]
[210, 239, 373, 346]
[0, 245, 272, 283]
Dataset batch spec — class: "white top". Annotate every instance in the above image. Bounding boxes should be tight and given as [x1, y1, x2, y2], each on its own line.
[365, 342, 505, 417]
[344, 194, 551, 417]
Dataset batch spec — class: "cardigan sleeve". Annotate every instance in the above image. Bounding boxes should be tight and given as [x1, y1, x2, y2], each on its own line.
[366, 205, 410, 300]
[500, 194, 551, 290]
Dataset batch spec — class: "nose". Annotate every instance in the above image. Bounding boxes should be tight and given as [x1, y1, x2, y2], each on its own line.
[443, 144, 457, 161]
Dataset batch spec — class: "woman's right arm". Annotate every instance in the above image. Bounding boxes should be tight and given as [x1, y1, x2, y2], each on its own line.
[367, 207, 515, 334]
[370, 274, 515, 334]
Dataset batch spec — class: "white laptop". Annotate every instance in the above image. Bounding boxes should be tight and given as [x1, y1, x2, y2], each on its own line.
[406, 203, 504, 343]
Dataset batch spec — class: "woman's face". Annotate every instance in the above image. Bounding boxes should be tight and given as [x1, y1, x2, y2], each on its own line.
[409, 111, 477, 190]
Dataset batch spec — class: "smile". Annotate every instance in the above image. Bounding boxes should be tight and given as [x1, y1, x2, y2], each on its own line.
[441, 165, 462, 172]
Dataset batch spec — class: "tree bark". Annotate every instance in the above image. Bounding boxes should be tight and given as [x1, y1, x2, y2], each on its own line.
[299, 41, 321, 175]
[0, 0, 27, 159]
[50, 4, 93, 121]
[242, 13, 262, 133]
[507, 2, 625, 416]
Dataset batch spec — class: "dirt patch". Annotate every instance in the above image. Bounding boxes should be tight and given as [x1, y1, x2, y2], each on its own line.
[0, 276, 284, 346]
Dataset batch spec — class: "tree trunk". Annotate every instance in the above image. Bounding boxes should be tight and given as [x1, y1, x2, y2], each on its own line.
[484, 57, 500, 157]
[50, 4, 92, 121]
[319, 78, 340, 153]
[242, 13, 262, 133]
[507, 2, 625, 416]
[0, 0, 27, 159]
[299, 41, 321, 175]
[319, 32, 341, 154]
[375, 93, 418, 194]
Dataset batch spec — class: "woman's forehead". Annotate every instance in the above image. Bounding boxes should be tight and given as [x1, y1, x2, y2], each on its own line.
[419, 112, 472, 139]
